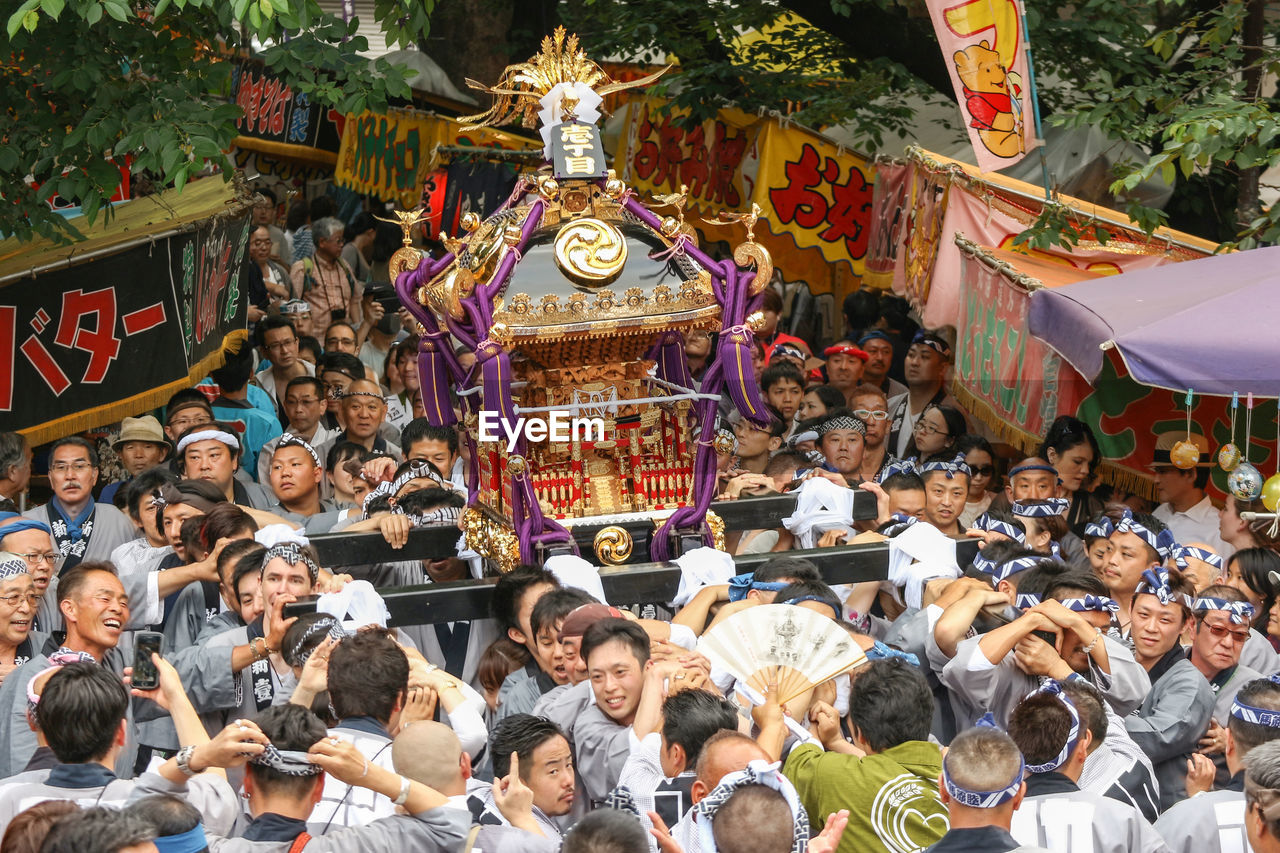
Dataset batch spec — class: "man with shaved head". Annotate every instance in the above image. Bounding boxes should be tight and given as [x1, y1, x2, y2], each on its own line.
[662, 731, 772, 852]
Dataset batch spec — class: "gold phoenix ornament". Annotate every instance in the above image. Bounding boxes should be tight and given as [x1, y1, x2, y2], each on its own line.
[379, 208, 429, 281]
[458, 26, 668, 130]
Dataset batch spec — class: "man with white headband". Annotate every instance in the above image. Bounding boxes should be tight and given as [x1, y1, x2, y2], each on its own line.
[266, 434, 344, 534]
[929, 724, 1049, 853]
[20, 436, 135, 574]
[176, 422, 273, 510]
[1007, 681, 1165, 851]
[1155, 676, 1280, 853]
[195, 526, 323, 732]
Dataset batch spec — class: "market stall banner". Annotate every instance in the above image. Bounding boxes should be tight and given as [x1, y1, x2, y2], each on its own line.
[231, 62, 342, 153]
[909, 177, 1183, 329]
[0, 215, 251, 441]
[863, 160, 909, 289]
[953, 244, 1088, 448]
[925, 0, 1037, 173]
[953, 240, 1269, 501]
[334, 109, 540, 206]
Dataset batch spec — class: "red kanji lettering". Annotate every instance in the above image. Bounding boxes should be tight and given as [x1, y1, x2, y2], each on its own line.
[0, 306, 13, 410]
[121, 302, 167, 336]
[679, 124, 709, 200]
[709, 123, 747, 208]
[53, 287, 120, 383]
[769, 144, 828, 229]
[20, 335, 72, 396]
[238, 72, 262, 132]
[823, 166, 873, 259]
[656, 115, 685, 192]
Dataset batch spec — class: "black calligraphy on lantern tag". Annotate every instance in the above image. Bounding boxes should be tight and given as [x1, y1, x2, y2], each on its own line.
[551, 122, 607, 180]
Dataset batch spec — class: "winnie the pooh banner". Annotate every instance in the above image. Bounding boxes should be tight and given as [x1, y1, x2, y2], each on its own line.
[926, 0, 1037, 173]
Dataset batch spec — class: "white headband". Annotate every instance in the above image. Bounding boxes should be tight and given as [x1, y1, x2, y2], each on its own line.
[177, 429, 241, 454]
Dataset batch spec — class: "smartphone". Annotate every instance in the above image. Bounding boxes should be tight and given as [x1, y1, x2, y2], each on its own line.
[132, 631, 164, 691]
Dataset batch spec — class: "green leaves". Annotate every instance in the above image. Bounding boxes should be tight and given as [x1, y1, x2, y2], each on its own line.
[1, 0, 431, 241]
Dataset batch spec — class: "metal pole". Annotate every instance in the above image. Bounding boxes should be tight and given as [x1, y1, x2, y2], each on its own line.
[1017, 0, 1052, 200]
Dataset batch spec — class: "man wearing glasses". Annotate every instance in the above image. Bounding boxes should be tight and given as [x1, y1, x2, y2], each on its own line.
[290, 216, 362, 335]
[19, 437, 136, 576]
[1189, 585, 1264, 779]
[850, 386, 894, 483]
[253, 316, 316, 421]
[256, 376, 340, 483]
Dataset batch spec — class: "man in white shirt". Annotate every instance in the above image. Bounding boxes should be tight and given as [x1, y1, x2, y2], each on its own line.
[1151, 430, 1229, 555]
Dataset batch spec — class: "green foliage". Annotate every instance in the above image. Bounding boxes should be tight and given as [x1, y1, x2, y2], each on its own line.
[0, 0, 426, 242]
[560, 0, 936, 148]
[1024, 0, 1280, 249]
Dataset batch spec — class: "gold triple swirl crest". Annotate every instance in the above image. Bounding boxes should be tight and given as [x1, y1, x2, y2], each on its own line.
[553, 217, 627, 287]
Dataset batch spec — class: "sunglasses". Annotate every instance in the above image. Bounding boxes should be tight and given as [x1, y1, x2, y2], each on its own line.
[1203, 620, 1250, 645]
[970, 465, 996, 477]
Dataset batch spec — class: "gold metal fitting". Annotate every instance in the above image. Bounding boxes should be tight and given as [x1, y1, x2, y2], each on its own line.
[594, 525, 634, 566]
[460, 211, 482, 232]
[538, 176, 561, 200]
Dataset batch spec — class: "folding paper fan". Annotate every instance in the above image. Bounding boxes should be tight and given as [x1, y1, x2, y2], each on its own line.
[696, 604, 867, 704]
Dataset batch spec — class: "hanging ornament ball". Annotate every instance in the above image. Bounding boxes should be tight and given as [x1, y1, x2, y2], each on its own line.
[1218, 442, 1243, 472]
[1169, 440, 1201, 469]
[1263, 474, 1280, 512]
[1229, 462, 1264, 501]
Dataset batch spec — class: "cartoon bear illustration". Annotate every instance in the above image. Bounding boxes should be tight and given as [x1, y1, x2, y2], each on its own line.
[953, 40, 1024, 159]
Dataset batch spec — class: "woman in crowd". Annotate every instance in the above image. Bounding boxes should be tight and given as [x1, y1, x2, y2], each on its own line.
[905, 404, 965, 461]
[956, 434, 997, 528]
[1220, 496, 1280, 555]
[1039, 415, 1104, 535]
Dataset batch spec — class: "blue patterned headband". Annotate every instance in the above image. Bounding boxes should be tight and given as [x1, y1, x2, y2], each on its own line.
[1134, 567, 1191, 608]
[877, 458, 920, 482]
[942, 717, 1025, 808]
[982, 555, 1043, 584]
[1114, 509, 1178, 560]
[1231, 675, 1280, 729]
[920, 453, 971, 480]
[1024, 681, 1081, 774]
[727, 572, 788, 603]
[1174, 545, 1225, 572]
[883, 513, 920, 538]
[972, 513, 1026, 545]
[1084, 516, 1114, 539]
[0, 552, 30, 581]
[1057, 595, 1119, 615]
[250, 743, 321, 776]
[1012, 498, 1070, 518]
[276, 433, 321, 467]
[1015, 593, 1042, 610]
[1193, 597, 1255, 626]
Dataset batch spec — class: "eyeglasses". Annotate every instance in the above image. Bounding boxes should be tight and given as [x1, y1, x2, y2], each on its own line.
[326, 338, 356, 348]
[168, 415, 209, 431]
[18, 552, 57, 565]
[286, 397, 322, 407]
[0, 592, 40, 608]
[264, 339, 298, 352]
[1203, 621, 1250, 645]
[50, 461, 94, 473]
[970, 465, 996, 477]
[853, 409, 889, 422]
[912, 421, 947, 437]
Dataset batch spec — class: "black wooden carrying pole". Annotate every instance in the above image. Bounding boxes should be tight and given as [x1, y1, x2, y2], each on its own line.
[284, 537, 981, 627]
[305, 490, 880, 569]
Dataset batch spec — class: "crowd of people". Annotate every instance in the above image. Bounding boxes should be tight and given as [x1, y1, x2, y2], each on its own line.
[1, 193, 1279, 853]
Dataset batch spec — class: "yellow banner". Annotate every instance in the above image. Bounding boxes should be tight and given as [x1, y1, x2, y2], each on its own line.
[615, 99, 872, 296]
[335, 109, 539, 206]
[751, 122, 872, 279]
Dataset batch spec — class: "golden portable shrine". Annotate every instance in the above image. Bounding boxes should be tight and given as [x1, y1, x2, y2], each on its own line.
[391, 29, 774, 571]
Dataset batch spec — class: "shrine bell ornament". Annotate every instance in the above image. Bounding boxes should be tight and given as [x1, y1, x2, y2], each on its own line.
[1230, 462, 1264, 501]
[1262, 474, 1280, 513]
